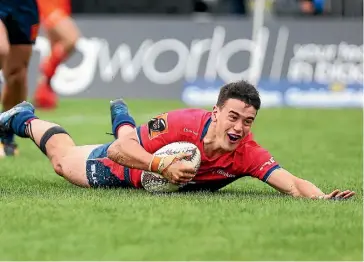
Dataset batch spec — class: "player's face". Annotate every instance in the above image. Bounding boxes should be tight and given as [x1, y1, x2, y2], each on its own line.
[213, 99, 257, 151]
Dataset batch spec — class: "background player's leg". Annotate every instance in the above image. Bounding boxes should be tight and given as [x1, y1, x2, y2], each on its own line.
[1, 0, 39, 155]
[0, 20, 10, 117]
[0, 45, 32, 155]
[34, 0, 80, 109]
[0, 20, 10, 69]
[1, 45, 32, 111]
[44, 17, 80, 73]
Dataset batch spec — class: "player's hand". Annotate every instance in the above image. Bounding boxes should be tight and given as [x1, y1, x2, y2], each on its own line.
[157, 153, 196, 184]
[313, 189, 355, 200]
[149, 152, 197, 184]
[162, 161, 196, 185]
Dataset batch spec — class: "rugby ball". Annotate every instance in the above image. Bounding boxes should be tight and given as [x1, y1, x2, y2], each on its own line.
[141, 142, 201, 193]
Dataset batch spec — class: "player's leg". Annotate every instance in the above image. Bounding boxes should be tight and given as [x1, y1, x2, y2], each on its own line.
[1, 45, 34, 155]
[0, 0, 13, 70]
[0, 101, 133, 188]
[0, 20, 9, 110]
[0, 0, 39, 156]
[28, 122, 104, 187]
[1, 45, 32, 111]
[0, 20, 10, 70]
[43, 17, 80, 77]
[34, 0, 80, 109]
[0, 7, 11, 149]
[0, 101, 105, 187]
[0, 2, 12, 103]
[109, 98, 136, 139]
[2, 0, 39, 110]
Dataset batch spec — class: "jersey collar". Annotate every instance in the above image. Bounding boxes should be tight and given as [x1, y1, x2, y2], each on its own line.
[200, 117, 212, 141]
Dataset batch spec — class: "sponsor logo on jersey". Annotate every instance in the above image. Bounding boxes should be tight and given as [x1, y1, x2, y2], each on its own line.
[215, 169, 236, 178]
[148, 113, 168, 139]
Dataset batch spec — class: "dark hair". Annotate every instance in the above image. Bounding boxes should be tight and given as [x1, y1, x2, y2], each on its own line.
[216, 80, 261, 111]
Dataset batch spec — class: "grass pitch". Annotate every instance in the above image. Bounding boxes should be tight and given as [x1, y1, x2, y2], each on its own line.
[0, 99, 362, 260]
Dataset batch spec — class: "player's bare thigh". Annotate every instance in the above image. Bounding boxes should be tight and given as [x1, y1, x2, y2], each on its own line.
[0, 20, 10, 68]
[38, 0, 79, 51]
[46, 17, 79, 50]
[58, 144, 102, 188]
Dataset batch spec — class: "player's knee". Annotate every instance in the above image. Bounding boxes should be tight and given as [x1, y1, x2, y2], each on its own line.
[42, 131, 73, 176]
[47, 146, 70, 177]
[51, 155, 65, 176]
[63, 30, 79, 52]
[60, 21, 79, 52]
[4, 66, 27, 88]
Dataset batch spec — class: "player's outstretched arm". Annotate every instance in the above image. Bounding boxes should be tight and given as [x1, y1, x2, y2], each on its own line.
[265, 168, 355, 200]
[107, 125, 195, 184]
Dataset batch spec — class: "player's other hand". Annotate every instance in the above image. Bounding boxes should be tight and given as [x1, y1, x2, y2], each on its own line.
[313, 189, 355, 200]
[160, 153, 197, 184]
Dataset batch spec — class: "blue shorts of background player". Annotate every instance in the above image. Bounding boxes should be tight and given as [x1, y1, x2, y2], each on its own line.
[0, 0, 39, 45]
[0, 0, 39, 157]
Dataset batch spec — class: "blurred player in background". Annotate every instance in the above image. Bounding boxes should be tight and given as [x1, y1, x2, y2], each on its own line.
[0, 80, 355, 200]
[0, 0, 39, 156]
[33, 0, 80, 109]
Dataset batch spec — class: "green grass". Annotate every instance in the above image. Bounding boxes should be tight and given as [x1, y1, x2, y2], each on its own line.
[0, 99, 362, 261]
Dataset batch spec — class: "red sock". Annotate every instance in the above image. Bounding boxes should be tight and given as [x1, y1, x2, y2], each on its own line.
[41, 43, 68, 81]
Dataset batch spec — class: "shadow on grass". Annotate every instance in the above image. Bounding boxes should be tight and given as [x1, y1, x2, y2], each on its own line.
[147, 188, 289, 200]
[0, 177, 288, 200]
[214, 189, 287, 199]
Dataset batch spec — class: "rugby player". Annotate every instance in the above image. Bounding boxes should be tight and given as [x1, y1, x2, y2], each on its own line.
[0, 80, 355, 200]
[33, 0, 80, 109]
[0, 0, 40, 156]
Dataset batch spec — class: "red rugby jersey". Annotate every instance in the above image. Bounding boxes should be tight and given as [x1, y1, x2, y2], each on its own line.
[127, 108, 280, 191]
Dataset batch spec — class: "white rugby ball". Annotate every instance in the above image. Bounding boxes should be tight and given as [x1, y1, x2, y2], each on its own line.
[141, 142, 201, 193]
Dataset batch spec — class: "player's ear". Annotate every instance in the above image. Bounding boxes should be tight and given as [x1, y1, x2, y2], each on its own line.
[212, 105, 218, 121]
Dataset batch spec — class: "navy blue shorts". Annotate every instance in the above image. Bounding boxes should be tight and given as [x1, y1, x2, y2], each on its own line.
[86, 142, 133, 188]
[0, 0, 39, 44]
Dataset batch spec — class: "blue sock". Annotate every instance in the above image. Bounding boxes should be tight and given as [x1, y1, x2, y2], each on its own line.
[1, 133, 15, 145]
[112, 114, 136, 139]
[10, 111, 37, 138]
